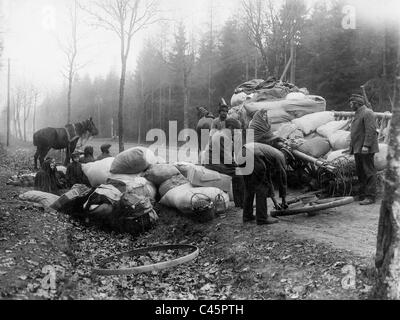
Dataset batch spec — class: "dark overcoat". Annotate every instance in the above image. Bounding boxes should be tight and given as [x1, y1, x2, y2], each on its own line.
[350, 105, 379, 154]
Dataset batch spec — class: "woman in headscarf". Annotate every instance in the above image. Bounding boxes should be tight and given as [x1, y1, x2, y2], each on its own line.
[80, 146, 95, 164]
[34, 158, 63, 195]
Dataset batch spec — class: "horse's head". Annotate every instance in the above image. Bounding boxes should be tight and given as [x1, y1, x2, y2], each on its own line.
[85, 117, 99, 137]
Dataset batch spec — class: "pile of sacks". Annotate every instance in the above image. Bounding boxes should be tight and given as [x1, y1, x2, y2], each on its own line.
[19, 146, 231, 228]
[275, 111, 388, 171]
[229, 78, 327, 131]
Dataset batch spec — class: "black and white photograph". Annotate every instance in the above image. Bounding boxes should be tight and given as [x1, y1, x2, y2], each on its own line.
[0, 0, 400, 305]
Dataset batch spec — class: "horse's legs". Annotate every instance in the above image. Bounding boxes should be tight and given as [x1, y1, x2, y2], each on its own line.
[64, 146, 70, 166]
[34, 148, 39, 170]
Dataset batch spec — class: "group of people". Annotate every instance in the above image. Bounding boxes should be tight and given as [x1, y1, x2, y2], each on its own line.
[34, 143, 112, 195]
[204, 103, 288, 225]
[203, 92, 379, 225]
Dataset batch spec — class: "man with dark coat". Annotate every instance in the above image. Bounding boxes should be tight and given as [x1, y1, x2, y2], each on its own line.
[242, 142, 287, 225]
[349, 94, 379, 205]
[97, 144, 112, 161]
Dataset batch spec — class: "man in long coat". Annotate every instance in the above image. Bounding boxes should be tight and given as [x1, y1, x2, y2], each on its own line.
[349, 94, 379, 205]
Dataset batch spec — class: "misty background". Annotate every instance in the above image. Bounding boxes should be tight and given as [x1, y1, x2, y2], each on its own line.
[0, 0, 399, 145]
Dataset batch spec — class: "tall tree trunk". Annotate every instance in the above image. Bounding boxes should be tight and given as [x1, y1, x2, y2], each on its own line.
[183, 74, 189, 129]
[67, 71, 73, 124]
[118, 59, 127, 152]
[373, 36, 400, 299]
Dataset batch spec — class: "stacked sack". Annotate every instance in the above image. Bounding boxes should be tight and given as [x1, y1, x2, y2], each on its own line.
[143, 163, 230, 222]
[273, 111, 388, 172]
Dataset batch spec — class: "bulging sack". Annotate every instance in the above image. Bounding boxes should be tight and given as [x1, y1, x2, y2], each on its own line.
[82, 157, 114, 187]
[317, 120, 350, 138]
[328, 130, 351, 151]
[110, 147, 157, 175]
[19, 191, 59, 208]
[143, 164, 180, 186]
[292, 111, 335, 135]
[159, 175, 190, 198]
[159, 183, 230, 216]
[297, 136, 331, 158]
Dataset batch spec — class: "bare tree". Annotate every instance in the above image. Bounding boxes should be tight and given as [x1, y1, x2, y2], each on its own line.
[373, 30, 400, 299]
[241, 0, 306, 78]
[60, 0, 81, 124]
[81, 0, 159, 152]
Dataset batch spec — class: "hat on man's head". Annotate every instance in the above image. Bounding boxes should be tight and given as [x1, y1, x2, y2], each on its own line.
[349, 94, 365, 105]
[225, 118, 242, 130]
[101, 144, 112, 153]
[71, 151, 81, 157]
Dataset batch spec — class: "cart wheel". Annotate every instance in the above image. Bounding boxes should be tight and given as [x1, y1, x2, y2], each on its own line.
[271, 196, 355, 217]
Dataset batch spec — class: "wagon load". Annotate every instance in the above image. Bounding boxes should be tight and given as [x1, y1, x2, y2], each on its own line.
[326, 144, 388, 172]
[292, 111, 334, 136]
[328, 130, 351, 151]
[243, 96, 327, 132]
[316, 120, 350, 138]
[295, 137, 331, 158]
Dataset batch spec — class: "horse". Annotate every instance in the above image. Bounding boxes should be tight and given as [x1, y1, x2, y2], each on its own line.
[33, 117, 99, 169]
[195, 107, 215, 152]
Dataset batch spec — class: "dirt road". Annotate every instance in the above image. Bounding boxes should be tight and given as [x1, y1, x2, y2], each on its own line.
[0, 142, 379, 299]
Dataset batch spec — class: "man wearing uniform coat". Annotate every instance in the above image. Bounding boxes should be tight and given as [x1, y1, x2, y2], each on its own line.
[349, 94, 379, 205]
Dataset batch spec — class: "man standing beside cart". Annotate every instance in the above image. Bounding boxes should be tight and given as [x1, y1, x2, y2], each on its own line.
[348, 93, 379, 205]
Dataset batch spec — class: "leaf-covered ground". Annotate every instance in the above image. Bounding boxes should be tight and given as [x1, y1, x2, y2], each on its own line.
[0, 144, 377, 300]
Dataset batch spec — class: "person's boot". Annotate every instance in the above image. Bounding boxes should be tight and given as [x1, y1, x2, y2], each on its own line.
[257, 217, 279, 225]
[359, 198, 375, 205]
[243, 215, 255, 223]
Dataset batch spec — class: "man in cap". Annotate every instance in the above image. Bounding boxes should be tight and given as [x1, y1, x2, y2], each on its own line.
[349, 93, 379, 205]
[97, 144, 112, 161]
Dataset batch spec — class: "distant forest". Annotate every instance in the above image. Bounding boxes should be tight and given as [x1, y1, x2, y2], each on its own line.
[31, 0, 399, 142]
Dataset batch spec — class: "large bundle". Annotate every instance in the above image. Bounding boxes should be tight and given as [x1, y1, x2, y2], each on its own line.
[316, 120, 350, 138]
[296, 137, 331, 158]
[187, 165, 233, 199]
[231, 92, 251, 108]
[275, 123, 304, 139]
[173, 162, 197, 178]
[110, 147, 157, 175]
[244, 96, 326, 127]
[327, 144, 388, 171]
[19, 191, 59, 208]
[143, 164, 180, 186]
[107, 176, 157, 201]
[233, 79, 265, 94]
[159, 183, 230, 219]
[328, 130, 351, 151]
[82, 157, 114, 187]
[159, 175, 190, 198]
[51, 184, 92, 213]
[292, 111, 334, 135]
